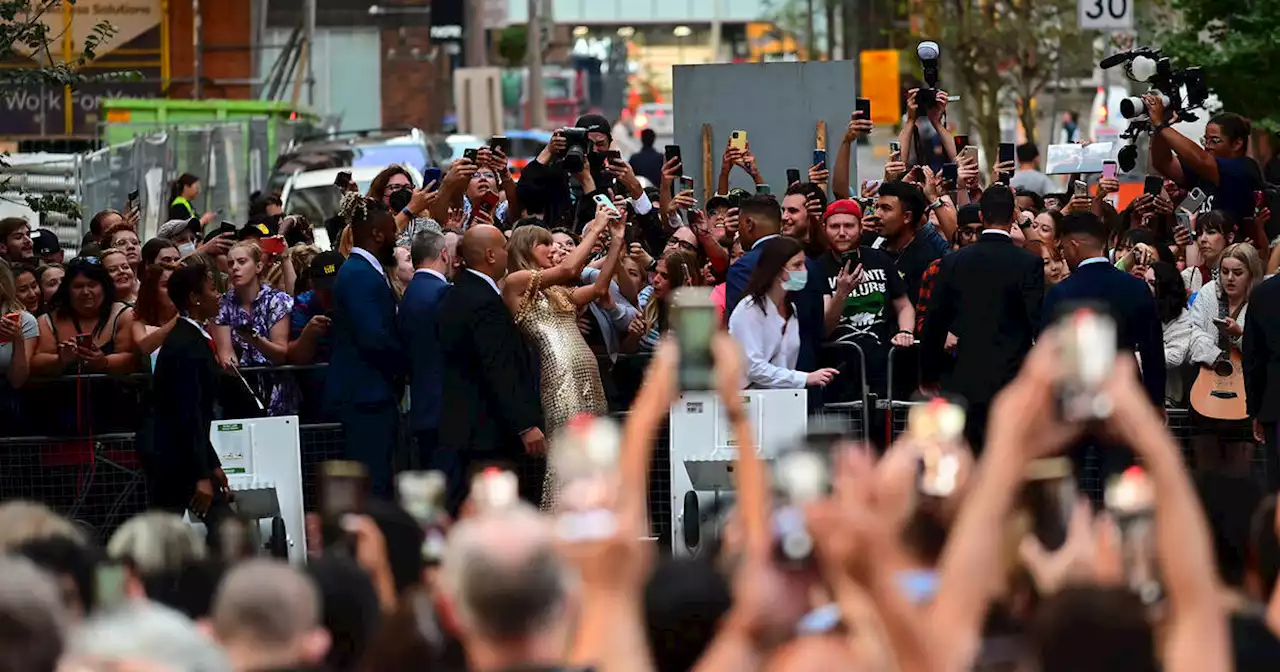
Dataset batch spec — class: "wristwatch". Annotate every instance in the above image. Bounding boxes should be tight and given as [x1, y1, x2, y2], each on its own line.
[927, 198, 946, 213]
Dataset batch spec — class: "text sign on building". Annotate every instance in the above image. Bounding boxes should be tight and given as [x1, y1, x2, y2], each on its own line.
[14, 0, 161, 62]
[1078, 0, 1133, 30]
[859, 50, 901, 126]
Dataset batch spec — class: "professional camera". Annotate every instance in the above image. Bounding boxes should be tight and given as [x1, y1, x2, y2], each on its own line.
[915, 41, 942, 111]
[560, 127, 590, 173]
[1100, 47, 1210, 171]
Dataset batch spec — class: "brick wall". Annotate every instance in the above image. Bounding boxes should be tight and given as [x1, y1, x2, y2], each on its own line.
[379, 0, 448, 133]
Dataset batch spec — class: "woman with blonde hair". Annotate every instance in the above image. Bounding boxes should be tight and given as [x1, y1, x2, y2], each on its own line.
[212, 240, 296, 416]
[502, 204, 625, 509]
[0, 261, 39, 429]
[1186, 241, 1263, 473]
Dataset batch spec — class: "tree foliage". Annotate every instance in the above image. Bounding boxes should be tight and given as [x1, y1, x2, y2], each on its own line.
[1155, 0, 1280, 133]
[923, 0, 1095, 163]
[0, 0, 123, 88]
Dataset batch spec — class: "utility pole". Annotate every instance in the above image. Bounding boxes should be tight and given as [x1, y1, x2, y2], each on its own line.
[805, 0, 815, 60]
[527, 0, 546, 128]
[193, 0, 202, 99]
[709, 0, 722, 63]
[465, 0, 488, 67]
[304, 0, 316, 106]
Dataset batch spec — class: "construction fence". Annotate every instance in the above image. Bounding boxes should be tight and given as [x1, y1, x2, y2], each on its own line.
[1, 119, 304, 250]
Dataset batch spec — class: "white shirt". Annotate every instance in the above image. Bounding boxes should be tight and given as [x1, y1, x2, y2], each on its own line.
[1187, 280, 1248, 366]
[728, 295, 806, 389]
[632, 192, 654, 216]
[1078, 256, 1110, 267]
[350, 247, 387, 278]
[415, 268, 448, 284]
[752, 233, 781, 250]
[466, 268, 501, 295]
[982, 228, 1011, 238]
[180, 316, 213, 341]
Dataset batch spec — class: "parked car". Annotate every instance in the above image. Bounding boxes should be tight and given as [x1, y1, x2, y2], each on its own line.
[267, 127, 434, 194]
[280, 164, 424, 250]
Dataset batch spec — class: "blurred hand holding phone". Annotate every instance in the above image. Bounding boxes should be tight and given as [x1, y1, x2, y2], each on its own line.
[1105, 467, 1162, 604]
[398, 470, 449, 564]
[672, 287, 717, 390]
[907, 399, 967, 498]
[552, 415, 624, 541]
[320, 460, 369, 553]
[1054, 305, 1117, 423]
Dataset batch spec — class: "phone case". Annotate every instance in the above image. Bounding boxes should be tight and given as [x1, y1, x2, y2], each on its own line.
[730, 131, 748, 151]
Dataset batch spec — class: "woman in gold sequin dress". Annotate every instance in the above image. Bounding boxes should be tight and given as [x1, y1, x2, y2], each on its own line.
[502, 204, 627, 509]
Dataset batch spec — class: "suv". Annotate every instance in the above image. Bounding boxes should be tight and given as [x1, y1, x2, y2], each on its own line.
[280, 164, 425, 250]
[267, 127, 434, 194]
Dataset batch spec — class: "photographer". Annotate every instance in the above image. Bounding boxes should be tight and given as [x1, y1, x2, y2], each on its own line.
[899, 87, 957, 172]
[520, 114, 654, 232]
[1147, 99, 1264, 247]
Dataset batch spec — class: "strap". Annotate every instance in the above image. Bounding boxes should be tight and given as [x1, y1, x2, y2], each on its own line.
[1216, 287, 1232, 353]
[1198, 264, 1210, 287]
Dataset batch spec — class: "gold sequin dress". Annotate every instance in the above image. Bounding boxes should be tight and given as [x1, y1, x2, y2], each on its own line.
[513, 271, 607, 509]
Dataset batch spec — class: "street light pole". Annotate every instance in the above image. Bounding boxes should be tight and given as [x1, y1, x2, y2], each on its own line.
[527, 0, 546, 128]
[465, 0, 488, 67]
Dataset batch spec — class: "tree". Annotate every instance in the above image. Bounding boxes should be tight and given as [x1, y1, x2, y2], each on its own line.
[1156, 0, 1280, 133]
[923, 0, 1095, 164]
[1, 0, 123, 219]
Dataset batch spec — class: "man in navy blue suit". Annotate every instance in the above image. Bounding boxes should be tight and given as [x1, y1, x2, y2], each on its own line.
[397, 229, 455, 492]
[725, 194, 825, 375]
[325, 197, 406, 497]
[1043, 211, 1165, 493]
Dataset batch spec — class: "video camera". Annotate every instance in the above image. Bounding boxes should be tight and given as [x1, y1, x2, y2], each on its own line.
[1100, 47, 1210, 172]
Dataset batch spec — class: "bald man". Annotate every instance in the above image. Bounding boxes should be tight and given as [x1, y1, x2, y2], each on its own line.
[437, 226, 545, 511]
[212, 560, 330, 671]
[440, 505, 575, 672]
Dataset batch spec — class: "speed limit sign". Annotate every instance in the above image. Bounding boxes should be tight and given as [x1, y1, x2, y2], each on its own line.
[1079, 0, 1133, 29]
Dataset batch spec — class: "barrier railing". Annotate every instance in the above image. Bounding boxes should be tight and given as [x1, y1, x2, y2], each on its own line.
[2, 354, 1269, 545]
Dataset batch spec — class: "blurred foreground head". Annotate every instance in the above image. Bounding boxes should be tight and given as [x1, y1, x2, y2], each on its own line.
[62, 601, 231, 672]
[0, 556, 68, 672]
[0, 500, 85, 551]
[439, 505, 575, 670]
[212, 559, 329, 671]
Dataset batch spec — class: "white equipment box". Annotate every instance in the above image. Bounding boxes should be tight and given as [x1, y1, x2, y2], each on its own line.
[667, 390, 809, 556]
[207, 416, 308, 563]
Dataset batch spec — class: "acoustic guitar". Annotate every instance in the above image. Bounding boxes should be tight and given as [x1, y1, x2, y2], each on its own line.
[1191, 347, 1248, 420]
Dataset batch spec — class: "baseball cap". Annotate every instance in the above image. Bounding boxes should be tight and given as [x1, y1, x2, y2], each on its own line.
[30, 229, 61, 256]
[706, 194, 731, 212]
[239, 220, 274, 240]
[957, 203, 982, 227]
[823, 199, 864, 221]
[156, 218, 201, 241]
[309, 250, 345, 288]
[574, 114, 612, 139]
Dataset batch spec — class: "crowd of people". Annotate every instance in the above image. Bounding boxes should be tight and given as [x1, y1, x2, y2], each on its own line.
[3, 85, 1280, 669]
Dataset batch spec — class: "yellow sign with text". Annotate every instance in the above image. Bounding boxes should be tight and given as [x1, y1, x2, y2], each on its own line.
[860, 50, 901, 126]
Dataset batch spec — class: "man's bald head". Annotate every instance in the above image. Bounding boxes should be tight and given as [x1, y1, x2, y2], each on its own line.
[212, 559, 322, 649]
[460, 225, 509, 279]
[440, 505, 570, 642]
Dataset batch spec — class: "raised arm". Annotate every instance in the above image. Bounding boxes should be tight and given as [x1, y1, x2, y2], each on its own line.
[571, 213, 627, 306]
[505, 206, 610, 305]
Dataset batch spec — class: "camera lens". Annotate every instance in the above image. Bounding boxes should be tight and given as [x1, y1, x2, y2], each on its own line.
[1119, 96, 1146, 119]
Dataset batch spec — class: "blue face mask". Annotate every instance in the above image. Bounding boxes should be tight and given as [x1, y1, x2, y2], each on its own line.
[781, 269, 808, 291]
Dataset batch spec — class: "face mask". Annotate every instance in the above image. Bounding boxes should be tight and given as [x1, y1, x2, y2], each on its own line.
[782, 269, 808, 292]
[178, 242, 196, 257]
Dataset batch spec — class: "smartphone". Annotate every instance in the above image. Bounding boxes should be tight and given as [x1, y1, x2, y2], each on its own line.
[489, 135, 509, 155]
[671, 287, 717, 390]
[909, 400, 967, 497]
[334, 171, 353, 190]
[260, 236, 286, 255]
[463, 148, 479, 163]
[812, 149, 827, 168]
[727, 189, 744, 210]
[4, 312, 18, 343]
[855, 97, 871, 119]
[1180, 187, 1207, 214]
[954, 135, 969, 152]
[1073, 180, 1089, 198]
[839, 247, 861, 270]
[593, 193, 621, 219]
[941, 163, 959, 184]
[423, 167, 443, 191]
[958, 145, 978, 163]
[889, 141, 901, 156]
[755, 184, 771, 196]
[94, 562, 127, 611]
[1212, 317, 1229, 326]
[664, 144, 682, 169]
[75, 334, 90, 348]
[786, 168, 802, 186]
[998, 142, 1016, 165]
[1175, 210, 1193, 238]
[1255, 190, 1267, 213]
[1022, 457, 1076, 550]
[320, 460, 369, 551]
[606, 149, 622, 163]
[1102, 160, 1117, 179]
[471, 467, 518, 514]
[478, 191, 500, 214]
[679, 175, 694, 192]
[730, 130, 748, 151]
[1143, 175, 1163, 197]
[1105, 467, 1162, 605]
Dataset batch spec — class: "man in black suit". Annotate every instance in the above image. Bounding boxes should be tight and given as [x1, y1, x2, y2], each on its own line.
[1243, 274, 1280, 490]
[1043, 211, 1166, 494]
[921, 185, 1044, 449]
[437, 225, 544, 508]
[142, 262, 233, 546]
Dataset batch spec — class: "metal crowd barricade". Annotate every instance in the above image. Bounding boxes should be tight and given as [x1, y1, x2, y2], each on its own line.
[817, 341, 872, 444]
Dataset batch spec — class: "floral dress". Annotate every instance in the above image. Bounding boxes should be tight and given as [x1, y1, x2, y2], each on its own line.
[216, 285, 299, 416]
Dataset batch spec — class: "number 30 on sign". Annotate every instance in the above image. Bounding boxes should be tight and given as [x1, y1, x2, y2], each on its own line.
[1079, 0, 1132, 29]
